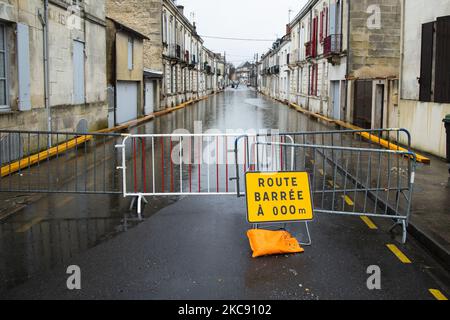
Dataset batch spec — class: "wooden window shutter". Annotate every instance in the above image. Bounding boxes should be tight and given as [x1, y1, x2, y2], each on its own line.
[419, 22, 434, 102]
[434, 16, 450, 103]
[17, 23, 31, 111]
[320, 11, 324, 42]
[314, 17, 318, 56]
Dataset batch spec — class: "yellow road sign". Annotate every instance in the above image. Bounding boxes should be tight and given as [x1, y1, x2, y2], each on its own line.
[245, 172, 314, 224]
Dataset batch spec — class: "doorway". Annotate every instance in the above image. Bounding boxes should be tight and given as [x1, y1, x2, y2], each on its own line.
[331, 80, 341, 120]
[353, 80, 373, 129]
[373, 84, 385, 129]
[145, 80, 156, 115]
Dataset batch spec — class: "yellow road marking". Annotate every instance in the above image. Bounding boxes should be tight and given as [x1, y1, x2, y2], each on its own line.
[328, 180, 340, 188]
[16, 217, 45, 233]
[360, 216, 378, 230]
[2, 95, 213, 178]
[429, 289, 448, 301]
[288, 102, 430, 165]
[334, 120, 430, 165]
[387, 244, 412, 264]
[1, 136, 92, 178]
[342, 195, 354, 206]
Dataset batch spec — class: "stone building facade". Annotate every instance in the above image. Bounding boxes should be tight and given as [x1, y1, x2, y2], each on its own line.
[107, 0, 222, 110]
[106, 0, 163, 111]
[395, 0, 450, 158]
[346, 0, 401, 129]
[260, 0, 401, 131]
[0, 0, 108, 132]
[106, 18, 148, 126]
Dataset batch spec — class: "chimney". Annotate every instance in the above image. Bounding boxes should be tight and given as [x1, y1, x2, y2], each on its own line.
[286, 24, 291, 35]
[177, 5, 185, 15]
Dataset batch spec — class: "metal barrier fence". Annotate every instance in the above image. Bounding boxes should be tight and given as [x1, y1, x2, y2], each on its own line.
[234, 129, 416, 243]
[0, 128, 416, 242]
[0, 130, 122, 194]
[115, 133, 294, 215]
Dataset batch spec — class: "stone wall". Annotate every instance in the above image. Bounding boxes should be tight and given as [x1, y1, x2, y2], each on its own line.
[348, 0, 401, 79]
[106, 0, 163, 73]
[0, 0, 108, 132]
[0, 102, 108, 132]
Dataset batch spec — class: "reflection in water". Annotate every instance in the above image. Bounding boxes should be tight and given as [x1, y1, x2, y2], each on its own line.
[0, 88, 331, 293]
[0, 192, 178, 292]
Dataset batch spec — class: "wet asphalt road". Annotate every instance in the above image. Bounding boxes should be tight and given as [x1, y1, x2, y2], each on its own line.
[0, 87, 449, 299]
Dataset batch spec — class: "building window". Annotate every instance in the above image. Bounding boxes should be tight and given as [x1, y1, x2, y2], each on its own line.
[310, 64, 318, 96]
[0, 24, 8, 110]
[128, 37, 134, 70]
[420, 16, 450, 103]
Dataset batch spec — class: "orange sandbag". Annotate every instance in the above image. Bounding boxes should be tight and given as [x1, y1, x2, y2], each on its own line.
[247, 229, 304, 258]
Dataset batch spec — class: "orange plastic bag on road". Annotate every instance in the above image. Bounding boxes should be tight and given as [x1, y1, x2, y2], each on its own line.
[247, 229, 304, 258]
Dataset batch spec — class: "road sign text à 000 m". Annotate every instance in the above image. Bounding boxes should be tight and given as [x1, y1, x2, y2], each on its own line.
[245, 172, 314, 224]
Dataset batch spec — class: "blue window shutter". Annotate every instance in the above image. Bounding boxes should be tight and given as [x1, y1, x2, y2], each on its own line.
[17, 23, 31, 111]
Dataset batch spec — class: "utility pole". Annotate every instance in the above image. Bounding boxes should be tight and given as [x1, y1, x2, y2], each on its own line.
[224, 51, 227, 87]
[255, 53, 259, 92]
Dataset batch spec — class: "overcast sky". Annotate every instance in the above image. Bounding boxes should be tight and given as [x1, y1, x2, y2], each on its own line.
[178, 0, 308, 66]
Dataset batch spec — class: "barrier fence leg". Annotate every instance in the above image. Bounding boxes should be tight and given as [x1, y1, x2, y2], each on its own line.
[129, 197, 136, 211]
[298, 222, 313, 247]
[129, 195, 148, 220]
[389, 220, 408, 244]
[136, 195, 149, 220]
[402, 220, 408, 244]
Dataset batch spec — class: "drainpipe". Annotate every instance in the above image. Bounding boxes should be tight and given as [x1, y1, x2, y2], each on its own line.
[39, 0, 51, 144]
[398, 0, 406, 124]
[345, 0, 350, 122]
[307, 7, 313, 110]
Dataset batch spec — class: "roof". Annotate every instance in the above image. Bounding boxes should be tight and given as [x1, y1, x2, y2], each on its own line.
[237, 61, 253, 69]
[107, 17, 150, 40]
[289, 0, 319, 28]
[163, 0, 203, 42]
[144, 69, 163, 79]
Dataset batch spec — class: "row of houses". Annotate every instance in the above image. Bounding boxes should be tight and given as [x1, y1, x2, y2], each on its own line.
[235, 61, 258, 87]
[0, 0, 229, 134]
[258, 0, 450, 159]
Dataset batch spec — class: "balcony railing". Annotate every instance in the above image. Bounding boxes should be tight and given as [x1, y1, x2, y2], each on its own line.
[269, 65, 280, 74]
[324, 34, 342, 56]
[305, 41, 313, 59]
[190, 54, 197, 67]
[168, 44, 182, 60]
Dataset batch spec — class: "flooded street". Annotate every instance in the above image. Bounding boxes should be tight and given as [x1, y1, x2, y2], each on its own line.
[0, 88, 330, 292]
[1, 88, 448, 300]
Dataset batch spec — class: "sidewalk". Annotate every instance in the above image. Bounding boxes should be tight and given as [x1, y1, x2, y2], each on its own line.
[408, 153, 450, 270]
[268, 93, 449, 268]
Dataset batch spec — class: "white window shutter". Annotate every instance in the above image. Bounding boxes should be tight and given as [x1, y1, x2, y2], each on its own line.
[330, 2, 337, 35]
[17, 23, 31, 111]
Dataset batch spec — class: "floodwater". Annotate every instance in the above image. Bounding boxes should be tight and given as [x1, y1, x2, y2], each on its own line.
[0, 87, 357, 292]
[0, 87, 328, 292]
